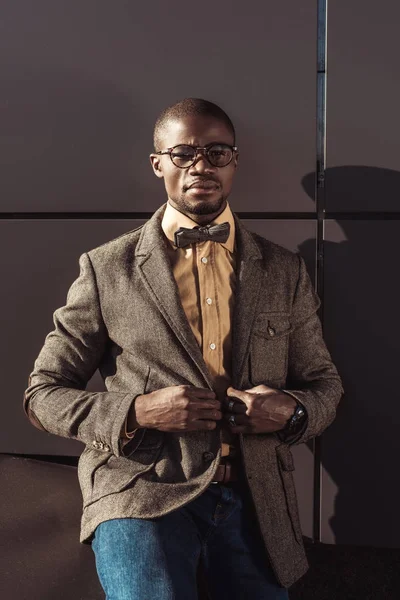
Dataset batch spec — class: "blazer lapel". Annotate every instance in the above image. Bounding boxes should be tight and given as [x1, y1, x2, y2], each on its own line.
[231, 215, 263, 388]
[135, 204, 214, 389]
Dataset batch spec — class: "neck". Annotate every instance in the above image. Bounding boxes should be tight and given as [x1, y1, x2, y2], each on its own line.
[167, 200, 227, 225]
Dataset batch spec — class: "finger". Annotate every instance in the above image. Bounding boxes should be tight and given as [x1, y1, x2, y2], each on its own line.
[221, 397, 247, 414]
[191, 398, 221, 410]
[244, 384, 274, 393]
[226, 387, 250, 405]
[185, 387, 220, 408]
[194, 409, 222, 420]
[189, 387, 217, 399]
[222, 413, 247, 427]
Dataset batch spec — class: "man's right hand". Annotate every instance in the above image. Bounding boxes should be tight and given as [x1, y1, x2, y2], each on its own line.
[127, 386, 222, 432]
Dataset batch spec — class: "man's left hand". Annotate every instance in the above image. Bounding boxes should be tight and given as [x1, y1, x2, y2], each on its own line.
[223, 385, 297, 434]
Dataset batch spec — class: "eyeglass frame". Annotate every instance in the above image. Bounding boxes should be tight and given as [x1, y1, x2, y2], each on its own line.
[154, 143, 238, 169]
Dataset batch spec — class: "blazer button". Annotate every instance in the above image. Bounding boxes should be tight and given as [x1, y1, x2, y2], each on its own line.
[203, 452, 215, 462]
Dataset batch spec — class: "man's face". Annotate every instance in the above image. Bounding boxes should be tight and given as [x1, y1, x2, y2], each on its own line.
[150, 115, 238, 221]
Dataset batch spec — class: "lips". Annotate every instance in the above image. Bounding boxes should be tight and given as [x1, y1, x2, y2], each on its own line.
[187, 180, 219, 190]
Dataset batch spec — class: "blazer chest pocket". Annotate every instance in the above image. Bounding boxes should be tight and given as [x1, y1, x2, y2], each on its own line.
[249, 313, 292, 385]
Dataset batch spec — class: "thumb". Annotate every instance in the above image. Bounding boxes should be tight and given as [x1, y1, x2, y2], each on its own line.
[226, 387, 250, 405]
[244, 384, 274, 394]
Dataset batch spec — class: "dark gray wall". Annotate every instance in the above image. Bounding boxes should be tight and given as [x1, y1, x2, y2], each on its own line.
[326, 2, 400, 212]
[1, 0, 398, 549]
[319, 0, 400, 547]
[0, 0, 316, 213]
[321, 220, 400, 547]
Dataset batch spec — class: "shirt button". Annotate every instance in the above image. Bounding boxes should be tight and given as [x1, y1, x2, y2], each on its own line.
[209, 343, 216, 350]
[267, 326, 276, 337]
[201, 257, 208, 264]
[206, 298, 212, 305]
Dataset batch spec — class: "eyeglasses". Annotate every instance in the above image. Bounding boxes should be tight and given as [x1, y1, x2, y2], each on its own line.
[155, 143, 238, 168]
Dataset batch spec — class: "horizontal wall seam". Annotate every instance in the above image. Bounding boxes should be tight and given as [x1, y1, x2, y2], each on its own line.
[2, 212, 400, 220]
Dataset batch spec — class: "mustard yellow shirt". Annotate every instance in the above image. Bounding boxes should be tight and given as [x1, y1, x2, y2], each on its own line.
[161, 201, 238, 457]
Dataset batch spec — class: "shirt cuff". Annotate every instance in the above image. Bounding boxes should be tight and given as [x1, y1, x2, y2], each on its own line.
[125, 427, 139, 439]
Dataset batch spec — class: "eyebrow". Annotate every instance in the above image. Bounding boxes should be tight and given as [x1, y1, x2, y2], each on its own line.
[170, 141, 234, 147]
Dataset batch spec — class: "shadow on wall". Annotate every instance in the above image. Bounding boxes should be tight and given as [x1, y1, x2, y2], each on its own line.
[299, 166, 400, 548]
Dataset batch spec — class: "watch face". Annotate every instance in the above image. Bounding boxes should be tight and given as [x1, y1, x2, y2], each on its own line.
[290, 406, 306, 430]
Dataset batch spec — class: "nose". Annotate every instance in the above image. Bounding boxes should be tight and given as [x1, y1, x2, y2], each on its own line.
[188, 149, 216, 173]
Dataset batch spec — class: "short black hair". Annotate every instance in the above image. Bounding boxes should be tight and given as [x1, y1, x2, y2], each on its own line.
[153, 98, 235, 151]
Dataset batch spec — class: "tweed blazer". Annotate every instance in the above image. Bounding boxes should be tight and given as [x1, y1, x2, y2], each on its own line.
[24, 203, 343, 588]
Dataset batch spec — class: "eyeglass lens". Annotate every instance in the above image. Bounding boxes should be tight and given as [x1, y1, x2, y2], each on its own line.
[170, 144, 233, 167]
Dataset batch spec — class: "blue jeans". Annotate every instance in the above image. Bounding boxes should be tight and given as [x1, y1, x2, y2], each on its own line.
[91, 479, 289, 600]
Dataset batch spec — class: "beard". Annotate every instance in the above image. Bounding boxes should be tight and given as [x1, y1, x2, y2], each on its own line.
[172, 191, 226, 216]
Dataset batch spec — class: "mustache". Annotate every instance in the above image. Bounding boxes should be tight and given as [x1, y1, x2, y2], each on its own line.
[183, 178, 220, 191]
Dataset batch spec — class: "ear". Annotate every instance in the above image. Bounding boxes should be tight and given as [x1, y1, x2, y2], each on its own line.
[149, 154, 164, 179]
[233, 151, 239, 169]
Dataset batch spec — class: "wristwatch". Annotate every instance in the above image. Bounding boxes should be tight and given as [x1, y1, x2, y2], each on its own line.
[281, 401, 307, 438]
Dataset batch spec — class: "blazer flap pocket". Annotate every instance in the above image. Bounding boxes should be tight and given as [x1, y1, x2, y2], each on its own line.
[254, 313, 292, 340]
[87, 445, 163, 507]
[276, 444, 295, 471]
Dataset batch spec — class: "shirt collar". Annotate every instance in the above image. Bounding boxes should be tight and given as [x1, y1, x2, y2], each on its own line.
[161, 201, 236, 253]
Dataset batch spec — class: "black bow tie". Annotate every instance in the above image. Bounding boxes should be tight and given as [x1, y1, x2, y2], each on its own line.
[174, 222, 230, 248]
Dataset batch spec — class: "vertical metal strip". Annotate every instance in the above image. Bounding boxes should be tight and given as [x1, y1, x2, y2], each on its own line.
[313, 0, 328, 543]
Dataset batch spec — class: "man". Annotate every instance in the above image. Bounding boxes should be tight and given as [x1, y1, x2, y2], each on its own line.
[24, 98, 343, 599]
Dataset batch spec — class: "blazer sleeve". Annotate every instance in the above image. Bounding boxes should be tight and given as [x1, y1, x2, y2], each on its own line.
[23, 252, 141, 458]
[281, 254, 344, 445]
